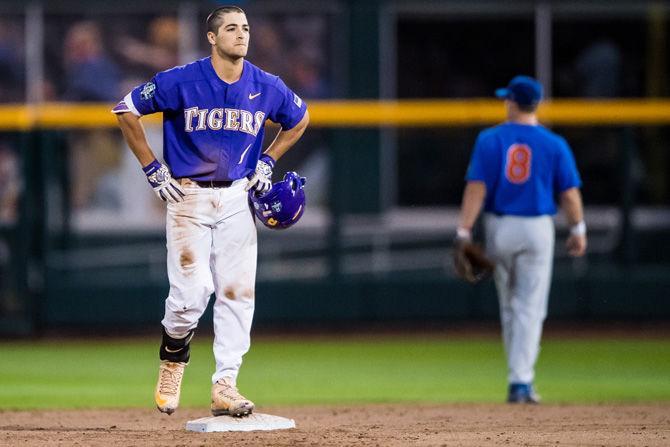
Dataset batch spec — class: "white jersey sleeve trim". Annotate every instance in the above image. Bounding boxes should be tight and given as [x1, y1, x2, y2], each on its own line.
[111, 92, 141, 116]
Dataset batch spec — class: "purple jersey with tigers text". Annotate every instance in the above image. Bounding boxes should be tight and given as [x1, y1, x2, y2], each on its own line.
[112, 57, 307, 181]
[466, 122, 581, 216]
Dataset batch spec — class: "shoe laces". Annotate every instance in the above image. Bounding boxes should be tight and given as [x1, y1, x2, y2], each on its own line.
[215, 380, 246, 401]
[158, 364, 183, 395]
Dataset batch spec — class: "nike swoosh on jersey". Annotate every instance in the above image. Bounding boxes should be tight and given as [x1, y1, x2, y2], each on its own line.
[239, 143, 253, 164]
[248, 92, 261, 100]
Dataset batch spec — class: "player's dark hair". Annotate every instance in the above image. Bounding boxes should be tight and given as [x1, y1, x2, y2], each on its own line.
[206, 5, 246, 35]
[517, 103, 539, 113]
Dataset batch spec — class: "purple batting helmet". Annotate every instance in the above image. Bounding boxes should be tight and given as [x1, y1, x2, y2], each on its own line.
[249, 171, 306, 230]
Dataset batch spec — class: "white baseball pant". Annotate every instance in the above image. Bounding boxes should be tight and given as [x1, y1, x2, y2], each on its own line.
[161, 178, 257, 385]
[484, 213, 554, 384]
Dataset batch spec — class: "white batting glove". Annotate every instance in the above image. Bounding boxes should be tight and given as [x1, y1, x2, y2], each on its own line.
[245, 154, 275, 194]
[142, 160, 186, 204]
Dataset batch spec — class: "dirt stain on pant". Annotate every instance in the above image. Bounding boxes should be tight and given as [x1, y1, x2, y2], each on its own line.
[222, 286, 255, 300]
[223, 286, 236, 300]
[179, 249, 195, 275]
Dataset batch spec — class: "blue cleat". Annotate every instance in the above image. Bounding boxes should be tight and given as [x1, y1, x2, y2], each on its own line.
[507, 383, 541, 404]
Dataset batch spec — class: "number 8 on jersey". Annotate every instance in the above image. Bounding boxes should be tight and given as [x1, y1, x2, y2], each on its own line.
[505, 144, 532, 184]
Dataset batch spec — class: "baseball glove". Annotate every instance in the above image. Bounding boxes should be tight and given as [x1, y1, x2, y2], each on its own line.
[453, 241, 495, 284]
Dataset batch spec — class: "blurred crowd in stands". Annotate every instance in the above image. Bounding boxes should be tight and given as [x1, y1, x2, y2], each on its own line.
[0, 14, 331, 104]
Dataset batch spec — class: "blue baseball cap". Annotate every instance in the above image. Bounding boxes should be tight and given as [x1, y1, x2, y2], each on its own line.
[495, 75, 543, 106]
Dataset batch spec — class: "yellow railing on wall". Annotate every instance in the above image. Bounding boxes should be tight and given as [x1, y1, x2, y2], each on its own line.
[1, 99, 670, 130]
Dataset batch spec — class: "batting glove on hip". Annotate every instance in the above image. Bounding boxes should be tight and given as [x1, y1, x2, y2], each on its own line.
[142, 160, 186, 204]
[245, 154, 275, 194]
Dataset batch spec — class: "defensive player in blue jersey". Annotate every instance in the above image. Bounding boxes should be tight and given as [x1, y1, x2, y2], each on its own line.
[112, 5, 309, 416]
[456, 75, 586, 403]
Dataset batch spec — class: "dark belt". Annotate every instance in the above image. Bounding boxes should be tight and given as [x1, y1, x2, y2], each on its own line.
[178, 178, 234, 188]
[194, 180, 234, 188]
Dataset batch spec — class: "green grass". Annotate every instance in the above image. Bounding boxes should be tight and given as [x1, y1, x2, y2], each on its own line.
[1, 335, 669, 409]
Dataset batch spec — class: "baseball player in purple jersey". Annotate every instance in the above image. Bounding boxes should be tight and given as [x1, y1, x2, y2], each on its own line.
[456, 76, 586, 403]
[113, 5, 309, 416]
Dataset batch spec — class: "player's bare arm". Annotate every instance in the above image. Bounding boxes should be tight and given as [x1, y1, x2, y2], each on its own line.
[456, 181, 487, 240]
[264, 111, 310, 162]
[116, 111, 185, 203]
[116, 111, 158, 167]
[245, 111, 309, 193]
[560, 187, 587, 257]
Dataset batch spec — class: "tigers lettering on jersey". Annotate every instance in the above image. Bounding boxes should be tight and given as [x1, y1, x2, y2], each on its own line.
[110, 57, 307, 182]
[184, 107, 266, 136]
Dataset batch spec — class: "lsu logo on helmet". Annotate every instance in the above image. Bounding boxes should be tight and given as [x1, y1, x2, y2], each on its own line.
[248, 172, 306, 230]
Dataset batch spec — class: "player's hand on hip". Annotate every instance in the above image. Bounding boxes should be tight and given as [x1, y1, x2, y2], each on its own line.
[142, 160, 186, 204]
[245, 154, 275, 194]
[566, 234, 587, 257]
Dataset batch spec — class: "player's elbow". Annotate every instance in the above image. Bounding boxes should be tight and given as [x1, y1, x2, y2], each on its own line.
[115, 111, 139, 128]
[115, 111, 129, 124]
[559, 187, 584, 214]
[297, 110, 309, 131]
[560, 187, 581, 204]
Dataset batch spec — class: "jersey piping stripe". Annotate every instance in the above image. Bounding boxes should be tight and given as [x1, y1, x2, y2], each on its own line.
[238, 144, 252, 164]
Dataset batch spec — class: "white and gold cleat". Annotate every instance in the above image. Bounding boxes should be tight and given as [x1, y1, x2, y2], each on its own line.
[155, 360, 187, 415]
[211, 377, 255, 417]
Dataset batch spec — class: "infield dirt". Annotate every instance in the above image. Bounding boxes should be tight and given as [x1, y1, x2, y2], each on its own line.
[1, 403, 668, 446]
